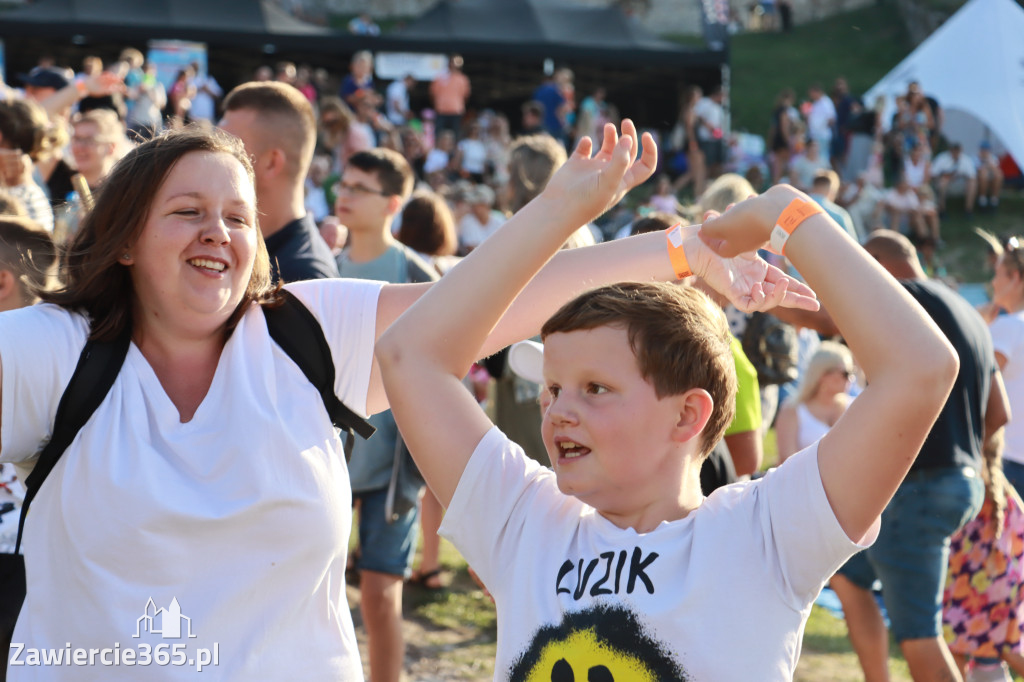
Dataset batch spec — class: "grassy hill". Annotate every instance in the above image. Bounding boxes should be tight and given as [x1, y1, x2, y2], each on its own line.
[729, 2, 912, 136]
[727, 1, 1023, 285]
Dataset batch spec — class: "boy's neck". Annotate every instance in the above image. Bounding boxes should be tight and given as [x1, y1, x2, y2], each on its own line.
[597, 464, 705, 534]
[345, 223, 395, 263]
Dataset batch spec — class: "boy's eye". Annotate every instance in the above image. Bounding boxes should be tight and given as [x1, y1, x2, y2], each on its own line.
[587, 383, 608, 395]
[547, 385, 561, 399]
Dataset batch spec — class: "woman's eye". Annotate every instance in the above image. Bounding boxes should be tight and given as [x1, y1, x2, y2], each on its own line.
[174, 208, 199, 216]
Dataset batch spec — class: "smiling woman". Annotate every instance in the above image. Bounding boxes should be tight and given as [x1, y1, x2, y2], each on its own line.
[0, 126, 391, 680]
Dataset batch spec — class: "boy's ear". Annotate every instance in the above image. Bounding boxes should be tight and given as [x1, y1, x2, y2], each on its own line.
[386, 193, 404, 217]
[670, 388, 715, 445]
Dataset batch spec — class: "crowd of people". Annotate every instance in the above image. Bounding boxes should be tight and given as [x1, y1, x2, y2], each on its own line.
[0, 40, 1021, 682]
[723, 76, 1016, 275]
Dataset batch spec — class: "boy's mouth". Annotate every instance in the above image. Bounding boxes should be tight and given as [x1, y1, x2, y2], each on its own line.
[557, 440, 591, 460]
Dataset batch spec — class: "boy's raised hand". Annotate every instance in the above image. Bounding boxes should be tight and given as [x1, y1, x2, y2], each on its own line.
[697, 186, 796, 258]
[542, 120, 658, 226]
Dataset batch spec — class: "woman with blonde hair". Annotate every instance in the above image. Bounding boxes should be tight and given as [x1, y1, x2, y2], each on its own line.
[69, 108, 129, 191]
[775, 340, 856, 463]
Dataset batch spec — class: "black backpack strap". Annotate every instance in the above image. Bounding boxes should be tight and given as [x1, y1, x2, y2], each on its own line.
[15, 332, 131, 553]
[263, 290, 376, 461]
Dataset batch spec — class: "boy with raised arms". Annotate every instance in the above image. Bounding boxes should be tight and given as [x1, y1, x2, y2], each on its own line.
[376, 122, 958, 679]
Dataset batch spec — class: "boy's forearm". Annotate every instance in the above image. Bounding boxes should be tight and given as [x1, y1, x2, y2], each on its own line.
[773, 186, 958, 536]
[378, 193, 600, 378]
[480, 230, 677, 356]
[784, 203, 954, 386]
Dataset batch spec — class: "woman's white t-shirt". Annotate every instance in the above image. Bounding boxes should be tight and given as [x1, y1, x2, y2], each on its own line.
[991, 311, 1024, 465]
[0, 278, 383, 680]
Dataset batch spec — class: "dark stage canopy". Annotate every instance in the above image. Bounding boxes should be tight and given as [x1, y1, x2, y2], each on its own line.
[0, 0, 726, 129]
[394, 0, 724, 67]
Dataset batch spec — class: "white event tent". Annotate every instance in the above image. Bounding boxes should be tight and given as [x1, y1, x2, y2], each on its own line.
[864, 0, 1024, 164]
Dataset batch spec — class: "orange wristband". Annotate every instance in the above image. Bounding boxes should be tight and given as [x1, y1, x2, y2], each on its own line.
[665, 224, 692, 279]
[75, 79, 88, 95]
[769, 198, 825, 255]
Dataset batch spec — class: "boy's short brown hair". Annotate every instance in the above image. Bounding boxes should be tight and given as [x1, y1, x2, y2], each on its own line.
[541, 281, 736, 456]
[347, 148, 414, 199]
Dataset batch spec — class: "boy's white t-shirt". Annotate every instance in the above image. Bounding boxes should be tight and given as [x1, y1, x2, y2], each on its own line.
[0, 278, 383, 680]
[441, 427, 874, 682]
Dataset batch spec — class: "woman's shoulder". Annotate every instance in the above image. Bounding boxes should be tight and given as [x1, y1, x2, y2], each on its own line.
[0, 303, 88, 339]
[278, 279, 385, 310]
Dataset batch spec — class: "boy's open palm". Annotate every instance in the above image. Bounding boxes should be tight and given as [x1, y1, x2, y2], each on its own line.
[691, 240, 820, 313]
[543, 120, 658, 224]
[691, 187, 819, 313]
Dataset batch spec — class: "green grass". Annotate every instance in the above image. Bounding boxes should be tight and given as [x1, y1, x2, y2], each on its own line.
[729, 2, 912, 135]
[932, 195, 1024, 284]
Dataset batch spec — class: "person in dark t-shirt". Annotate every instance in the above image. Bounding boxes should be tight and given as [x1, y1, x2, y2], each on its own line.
[831, 229, 1008, 681]
[220, 82, 338, 284]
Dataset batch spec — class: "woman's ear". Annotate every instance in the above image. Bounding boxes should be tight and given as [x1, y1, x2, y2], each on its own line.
[671, 387, 715, 445]
[0, 269, 20, 309]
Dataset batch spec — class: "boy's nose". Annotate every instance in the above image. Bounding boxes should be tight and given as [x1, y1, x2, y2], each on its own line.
[546, 395, 578, 425]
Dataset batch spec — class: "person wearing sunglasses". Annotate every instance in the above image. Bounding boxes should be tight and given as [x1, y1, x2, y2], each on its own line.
[775, 340, 856, 464]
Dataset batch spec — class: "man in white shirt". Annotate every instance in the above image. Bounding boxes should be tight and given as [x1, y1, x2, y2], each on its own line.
[931, 142, 977, 216]
[806, 84, 836, 163]
[189, 63, 223, 124]
[385, 75, 415, 127]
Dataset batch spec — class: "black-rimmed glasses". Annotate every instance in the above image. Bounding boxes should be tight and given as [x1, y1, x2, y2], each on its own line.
[334, 181, 391, 198]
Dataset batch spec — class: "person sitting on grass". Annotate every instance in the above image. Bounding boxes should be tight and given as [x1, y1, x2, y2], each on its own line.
[376, 122, 959, 678]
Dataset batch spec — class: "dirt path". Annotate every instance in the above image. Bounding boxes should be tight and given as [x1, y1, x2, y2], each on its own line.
[347, 576, 497, 681]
